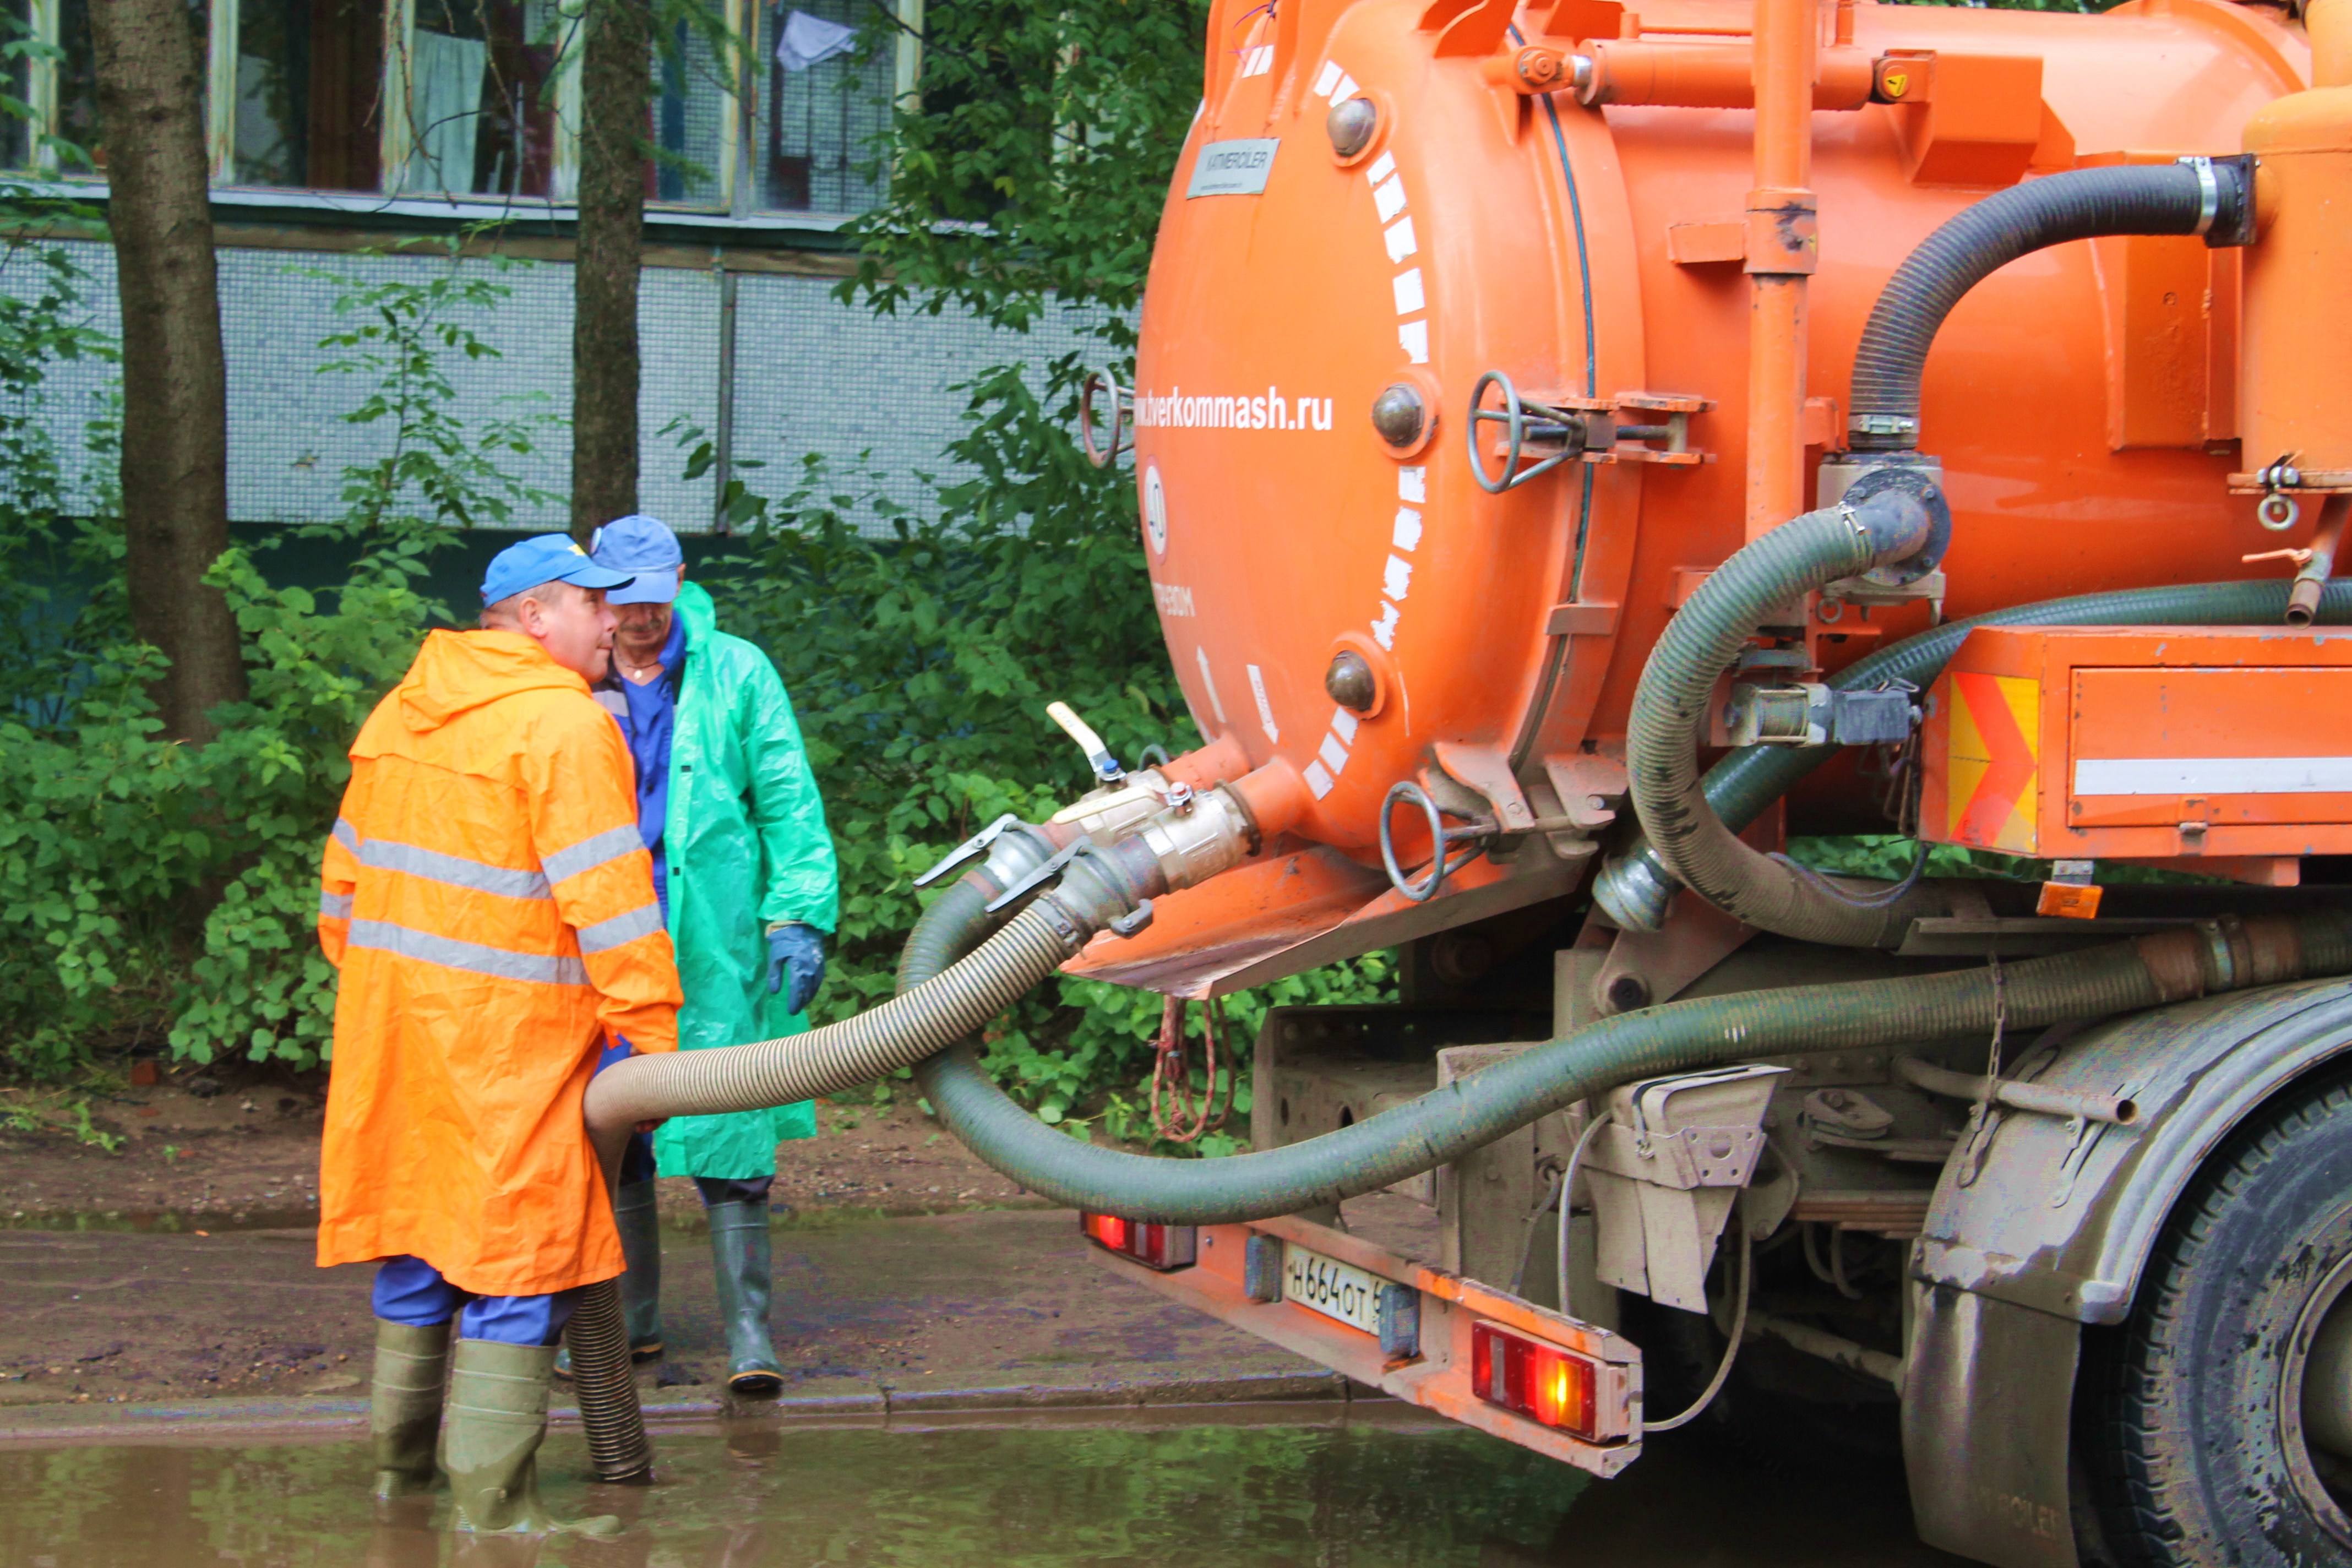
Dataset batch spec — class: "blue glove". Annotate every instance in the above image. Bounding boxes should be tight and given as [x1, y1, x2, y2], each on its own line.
[766, 923, 826, 1014]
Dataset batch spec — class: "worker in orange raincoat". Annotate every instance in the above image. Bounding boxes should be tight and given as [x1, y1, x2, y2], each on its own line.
[316, 534, 682, 1536]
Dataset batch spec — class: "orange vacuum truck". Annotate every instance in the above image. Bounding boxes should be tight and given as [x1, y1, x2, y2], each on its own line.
[730, 0, 2352, 1559]
[1012, 0, 2352, 1556]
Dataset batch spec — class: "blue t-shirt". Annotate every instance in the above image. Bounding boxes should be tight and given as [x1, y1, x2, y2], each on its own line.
[616, 613, 689, 920]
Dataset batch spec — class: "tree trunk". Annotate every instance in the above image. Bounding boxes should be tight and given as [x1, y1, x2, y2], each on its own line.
[91, 0, 245, 743]
[573, 0, 650, 538]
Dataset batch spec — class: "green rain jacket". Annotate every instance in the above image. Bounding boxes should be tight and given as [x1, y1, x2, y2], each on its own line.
[649, 581, 840, 1179]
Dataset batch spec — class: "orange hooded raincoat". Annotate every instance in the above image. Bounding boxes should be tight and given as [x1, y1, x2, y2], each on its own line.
[315, 629, 682, 1297]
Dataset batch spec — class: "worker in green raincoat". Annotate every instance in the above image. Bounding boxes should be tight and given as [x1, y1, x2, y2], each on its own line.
[573, 514, 839, 1395]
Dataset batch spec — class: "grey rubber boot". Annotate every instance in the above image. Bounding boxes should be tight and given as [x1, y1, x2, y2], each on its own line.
[370, 1319, 450, 1499]
[707, 1200, 784, 1395]
[553, 1179, 663, 1379]
[440, 1339, 619, 1536]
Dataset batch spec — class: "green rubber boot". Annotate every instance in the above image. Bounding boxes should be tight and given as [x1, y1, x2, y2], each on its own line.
[370, 1320, 450, 1499]
[707, 1201, 784, 1396]
[553, 1180, 663, 1379]
[440, 1339, 619, 1536]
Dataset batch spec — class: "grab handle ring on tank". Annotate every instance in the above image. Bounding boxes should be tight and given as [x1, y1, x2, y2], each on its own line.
[1080, 373, 1131, 469]
[1468, 370, 1578, 494]
[2257, 454, 2304, 532]
[1380, 780, 1491, 903]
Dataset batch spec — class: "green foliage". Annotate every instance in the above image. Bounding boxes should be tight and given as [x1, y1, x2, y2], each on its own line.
[1787, 835, 2227, 886]
[0, 251, 540, 1077]
[0, 1081, 126, 1151]
[292, 253, 558, 540]
[841, 0, 1207, 342]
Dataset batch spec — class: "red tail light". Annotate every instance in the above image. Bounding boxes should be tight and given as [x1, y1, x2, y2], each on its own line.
[1080, 1212, 1197, 1271]
[1471, 1321, 1599, 1438]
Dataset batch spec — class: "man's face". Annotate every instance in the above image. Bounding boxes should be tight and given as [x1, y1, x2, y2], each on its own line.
[521, 583, 618, 681]
[611, 568, 686, 661]
[613, 597, 674, 654]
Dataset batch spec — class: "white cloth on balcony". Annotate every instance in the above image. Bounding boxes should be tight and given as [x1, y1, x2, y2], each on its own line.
[776, 9, 856, 72]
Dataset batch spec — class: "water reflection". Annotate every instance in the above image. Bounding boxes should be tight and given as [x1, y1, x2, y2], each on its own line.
[0, 1414, 1962, 1567]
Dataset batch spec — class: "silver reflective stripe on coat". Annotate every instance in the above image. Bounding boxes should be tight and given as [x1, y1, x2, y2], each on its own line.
[542, 824, 645, 886]
[333, 818, 361, 852]
[360, 837, 553, 900]
[346, 919, 590, 987]
[320, 890, 355, 921]
[577, 902, 665, 954]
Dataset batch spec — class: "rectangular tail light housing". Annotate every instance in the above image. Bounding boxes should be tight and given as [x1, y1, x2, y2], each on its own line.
[1080, 1212, 1197, 1271]
[1471, 1321, 1600, 1438]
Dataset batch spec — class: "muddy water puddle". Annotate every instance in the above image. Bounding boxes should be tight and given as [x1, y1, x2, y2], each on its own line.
[0, 1408, 1964, 1567]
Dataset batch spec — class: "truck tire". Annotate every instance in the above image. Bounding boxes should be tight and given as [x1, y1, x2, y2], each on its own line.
[2083, 1071, 2352, 1566]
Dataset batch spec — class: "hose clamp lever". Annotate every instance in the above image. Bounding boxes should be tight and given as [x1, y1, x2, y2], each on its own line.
[913, 813, 1025, 889]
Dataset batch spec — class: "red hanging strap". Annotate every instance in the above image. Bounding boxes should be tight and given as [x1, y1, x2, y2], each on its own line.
[1148, 993, 1234, 1144]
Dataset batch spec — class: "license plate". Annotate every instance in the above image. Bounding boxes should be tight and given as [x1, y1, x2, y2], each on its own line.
[1282, 1243, 1384, 1336]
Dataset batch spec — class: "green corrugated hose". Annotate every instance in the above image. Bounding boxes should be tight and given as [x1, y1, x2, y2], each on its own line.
[1597, 577, 2352, 937]
[913, 895, 2352, 1224]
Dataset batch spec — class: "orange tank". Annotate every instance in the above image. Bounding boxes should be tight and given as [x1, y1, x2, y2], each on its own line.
[1079, 0, 2315, 995]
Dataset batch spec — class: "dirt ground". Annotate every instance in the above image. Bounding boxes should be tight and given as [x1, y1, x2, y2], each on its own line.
[0, 1056, 1341, 1413]
[0, 1057, 1032, 1229]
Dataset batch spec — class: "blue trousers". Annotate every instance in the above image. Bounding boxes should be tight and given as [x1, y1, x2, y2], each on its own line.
[372, 1255, 581, 1347]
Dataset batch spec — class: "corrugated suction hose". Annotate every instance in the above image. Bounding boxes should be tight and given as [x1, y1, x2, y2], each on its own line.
[1620, 470, 1952, 948]
[1848, 161, 2246, 450]
[911, 878, 2352, 1223]
[563, 899, 1086, 1479]
[1597, 579, 2352, 935]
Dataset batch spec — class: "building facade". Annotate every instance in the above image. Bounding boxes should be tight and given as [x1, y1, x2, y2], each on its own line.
[1, 0, 1103, 534]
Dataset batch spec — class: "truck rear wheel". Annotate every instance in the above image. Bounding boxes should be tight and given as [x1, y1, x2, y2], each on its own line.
[2083, 1071, 2352, 1566]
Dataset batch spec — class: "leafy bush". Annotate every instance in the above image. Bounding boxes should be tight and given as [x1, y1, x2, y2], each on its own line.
[0, 250, 546, 1076]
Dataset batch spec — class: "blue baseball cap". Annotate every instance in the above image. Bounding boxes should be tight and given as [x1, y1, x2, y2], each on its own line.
[479, 533, 635, 607]
[589, 514, 685, 605]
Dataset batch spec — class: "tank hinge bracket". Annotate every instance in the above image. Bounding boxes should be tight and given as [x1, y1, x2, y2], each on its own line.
[1474, 377, 1716, 487]
[1431, 740, 1537, 834]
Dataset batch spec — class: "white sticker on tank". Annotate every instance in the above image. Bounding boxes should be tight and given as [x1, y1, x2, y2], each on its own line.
[1334, 72, 1358, 100]
[1384, 216, 1417, 263]
[1196, 647, 1228, 726]
[1240, 43, 1273, 77]
[1392, 268, 1425, 315]
[1373, 175, 1406, 223]
[1371, 602, 1400, 650]
[1248, 663, 1280, 744]
[1143, 462, 1168, 555]
[1367, 150, 1396, 183]
[1399, 467, 1425, 503]
[1393, 508, 1422, 552]
[1317, 730, 1350, 777]
[1384, 555, 1413, 601]
[1189, 139, 1280, 199]
[1398, 320, 1429, 364]
[1153, 582, 1195, 617]
[1330, 707, 1359, 744]
[1304, 759, 1335, 799]
[1313, 60, 1342, 96]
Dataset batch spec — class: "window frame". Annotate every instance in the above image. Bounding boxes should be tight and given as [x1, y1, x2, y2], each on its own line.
[12, 0, 917, 219]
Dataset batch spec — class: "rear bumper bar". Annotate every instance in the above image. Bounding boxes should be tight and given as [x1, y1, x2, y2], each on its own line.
[1090, 1211, 1646, 1477]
